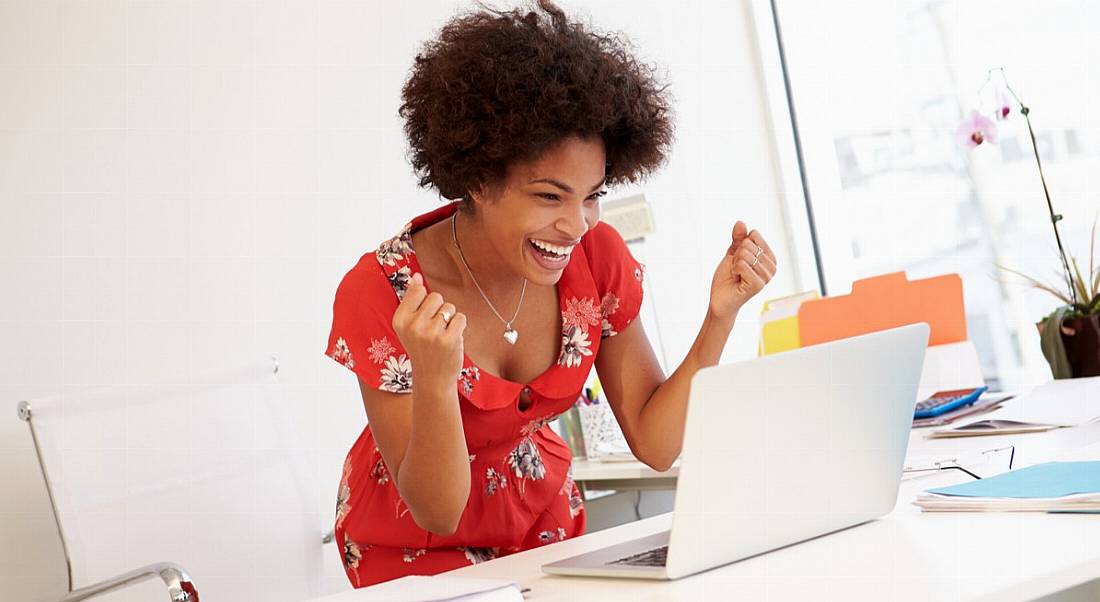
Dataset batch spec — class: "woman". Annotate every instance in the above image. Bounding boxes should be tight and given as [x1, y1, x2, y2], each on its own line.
[323, 0, 777, 587]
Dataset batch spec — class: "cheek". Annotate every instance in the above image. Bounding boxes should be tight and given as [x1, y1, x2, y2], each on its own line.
[484, 206, 533, 242]
[502, 221, 540, 257]
[588, 204, 601, 227]
[513, 209, 556, 237]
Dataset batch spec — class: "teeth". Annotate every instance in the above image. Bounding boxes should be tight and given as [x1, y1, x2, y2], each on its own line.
[530, 239, 572, 257]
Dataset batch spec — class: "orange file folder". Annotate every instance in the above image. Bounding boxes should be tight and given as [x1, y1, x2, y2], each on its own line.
[798, 271, 967, 348]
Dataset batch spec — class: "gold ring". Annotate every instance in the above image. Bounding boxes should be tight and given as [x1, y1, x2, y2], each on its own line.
[751, 255, 760, 267]
[754, 247, 764, 258]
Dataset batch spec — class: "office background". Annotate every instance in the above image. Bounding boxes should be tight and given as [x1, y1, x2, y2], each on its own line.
[0, 1, 802, 599]
[4, 0, 1099, 600]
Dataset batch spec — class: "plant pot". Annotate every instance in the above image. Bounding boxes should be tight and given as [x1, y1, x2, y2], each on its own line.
[1037, 313, 1100, 378]
[1061, 314, 1100, 377]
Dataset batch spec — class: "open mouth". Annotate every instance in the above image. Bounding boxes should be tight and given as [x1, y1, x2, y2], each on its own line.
[528, 238, 573, 267]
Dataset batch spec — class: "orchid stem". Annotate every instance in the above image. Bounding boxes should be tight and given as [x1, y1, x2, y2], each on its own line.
[988, 67, 1079, 308]
[1020, 108, 1078, 308]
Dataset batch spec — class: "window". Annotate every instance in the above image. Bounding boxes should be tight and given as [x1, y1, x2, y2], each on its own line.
[771, 0, 1099, 389]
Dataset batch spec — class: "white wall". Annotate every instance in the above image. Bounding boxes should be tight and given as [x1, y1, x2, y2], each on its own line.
[0, 1, 803, 599]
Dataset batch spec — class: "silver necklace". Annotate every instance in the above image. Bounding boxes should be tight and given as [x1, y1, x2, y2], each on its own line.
[451, 212, 527, 345]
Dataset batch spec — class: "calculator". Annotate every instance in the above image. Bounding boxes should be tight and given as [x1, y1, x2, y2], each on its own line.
[913, 386, 988, 419]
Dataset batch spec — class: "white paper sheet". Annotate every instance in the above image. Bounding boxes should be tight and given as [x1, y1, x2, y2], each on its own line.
[985, 376, 1100, 427]
[306, 576, 523, 602]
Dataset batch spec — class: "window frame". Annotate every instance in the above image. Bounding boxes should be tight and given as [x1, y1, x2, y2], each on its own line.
[746, 0, 830, 297]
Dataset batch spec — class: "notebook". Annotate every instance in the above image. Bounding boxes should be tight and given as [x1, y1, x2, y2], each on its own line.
[914, 461, 1100, 512]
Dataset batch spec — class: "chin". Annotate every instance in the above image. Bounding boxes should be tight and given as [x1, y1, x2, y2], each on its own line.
[519, 259, 566, 286]
[527, 268, 565, 287]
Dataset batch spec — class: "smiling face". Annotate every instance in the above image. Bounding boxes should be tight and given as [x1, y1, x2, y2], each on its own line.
[467, 135, 607, 287]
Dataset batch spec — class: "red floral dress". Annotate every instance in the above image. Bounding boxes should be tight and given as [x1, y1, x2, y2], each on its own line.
[323, 202, 645, 588]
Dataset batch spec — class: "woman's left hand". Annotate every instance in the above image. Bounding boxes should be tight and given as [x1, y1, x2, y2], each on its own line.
[709, 221, 777, 320]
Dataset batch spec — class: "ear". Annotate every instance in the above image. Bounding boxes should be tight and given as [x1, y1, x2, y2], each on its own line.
[467, 182, 491, 207]
[461, 187, 482, 215]
[470, 180, 506, 209]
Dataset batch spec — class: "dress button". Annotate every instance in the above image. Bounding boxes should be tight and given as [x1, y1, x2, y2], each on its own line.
[518, 386, 533, 412]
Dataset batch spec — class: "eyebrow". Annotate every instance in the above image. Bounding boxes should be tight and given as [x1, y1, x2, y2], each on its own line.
[528, 176, 606, 194]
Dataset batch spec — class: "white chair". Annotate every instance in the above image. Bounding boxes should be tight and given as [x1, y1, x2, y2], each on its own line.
[16, 356, 333, 602]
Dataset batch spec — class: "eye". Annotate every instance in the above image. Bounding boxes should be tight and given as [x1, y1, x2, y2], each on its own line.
[536, 193, 560, 201]
[586, 190, 608, 201]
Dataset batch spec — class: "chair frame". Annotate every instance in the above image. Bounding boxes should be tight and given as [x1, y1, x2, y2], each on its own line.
[13, 354, 350, 600]
[17, 400, 199, 602]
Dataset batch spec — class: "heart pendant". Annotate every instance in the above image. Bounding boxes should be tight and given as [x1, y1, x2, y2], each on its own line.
[503, 328, 519, 345]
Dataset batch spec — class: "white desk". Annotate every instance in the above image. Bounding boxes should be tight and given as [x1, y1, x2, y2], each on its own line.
[571, 458, 679, 493]
[440, 418, 1100, 601]
[306, 394, 1100, 602]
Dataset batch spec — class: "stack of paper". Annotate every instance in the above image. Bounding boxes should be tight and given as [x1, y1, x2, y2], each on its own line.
[308, 576, 524, 602]
[928, 376, 1100, 438]
[914, 461, 1100, 512]
[926, 419, 1066, 438]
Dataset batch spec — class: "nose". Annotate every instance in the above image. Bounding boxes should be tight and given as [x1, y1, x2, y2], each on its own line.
[557, 201, 597, 240]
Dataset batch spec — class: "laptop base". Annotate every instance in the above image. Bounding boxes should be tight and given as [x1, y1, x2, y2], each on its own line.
[541, 530, 670, 579]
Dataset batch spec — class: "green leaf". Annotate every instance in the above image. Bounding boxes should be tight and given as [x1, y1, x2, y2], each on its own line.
[1071, 257, 1090, 305]
[995, 263, 1073, 305]
[1089, 211, 1097, 296]
[1087, 292, 1100, 315]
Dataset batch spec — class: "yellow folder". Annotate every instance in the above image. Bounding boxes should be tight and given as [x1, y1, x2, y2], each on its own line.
[759, 290, 820, 356]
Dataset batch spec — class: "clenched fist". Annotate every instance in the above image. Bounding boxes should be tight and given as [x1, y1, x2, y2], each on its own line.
[391, 272, 467, 389]
[709, 221, 777, 320]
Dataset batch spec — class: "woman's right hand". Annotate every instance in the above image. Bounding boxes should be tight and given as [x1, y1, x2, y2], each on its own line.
[391, 272, 467, 389]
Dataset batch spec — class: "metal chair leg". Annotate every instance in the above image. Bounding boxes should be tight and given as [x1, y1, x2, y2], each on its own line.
[59, 562, 198, 602]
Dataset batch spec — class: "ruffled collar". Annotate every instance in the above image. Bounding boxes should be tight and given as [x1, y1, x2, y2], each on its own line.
[375, 203, 600, 409]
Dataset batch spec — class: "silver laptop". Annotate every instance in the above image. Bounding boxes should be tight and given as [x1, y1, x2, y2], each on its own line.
[543, 322, 930, 580]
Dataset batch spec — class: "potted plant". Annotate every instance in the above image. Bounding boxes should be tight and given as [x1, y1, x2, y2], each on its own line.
[1000, 216, 1100, 379]
[959, 68, 1100, 378]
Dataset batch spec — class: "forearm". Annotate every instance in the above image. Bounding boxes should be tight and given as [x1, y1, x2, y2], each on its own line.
[398, 373, 471, 534]
[633, 310, 735, 470]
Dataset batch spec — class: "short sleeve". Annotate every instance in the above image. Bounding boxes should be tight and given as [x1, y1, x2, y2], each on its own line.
[324, 253, 413, 394]
[582, 222, 645, 339]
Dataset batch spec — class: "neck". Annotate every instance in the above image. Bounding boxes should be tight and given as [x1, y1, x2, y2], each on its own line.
[450, 209, 527, 303]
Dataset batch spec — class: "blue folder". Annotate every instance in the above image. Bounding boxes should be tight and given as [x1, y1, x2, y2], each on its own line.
[927, 461, 1100, 499]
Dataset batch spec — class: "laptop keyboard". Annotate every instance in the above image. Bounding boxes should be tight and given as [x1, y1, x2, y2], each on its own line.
[608, 545, 668, 567]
